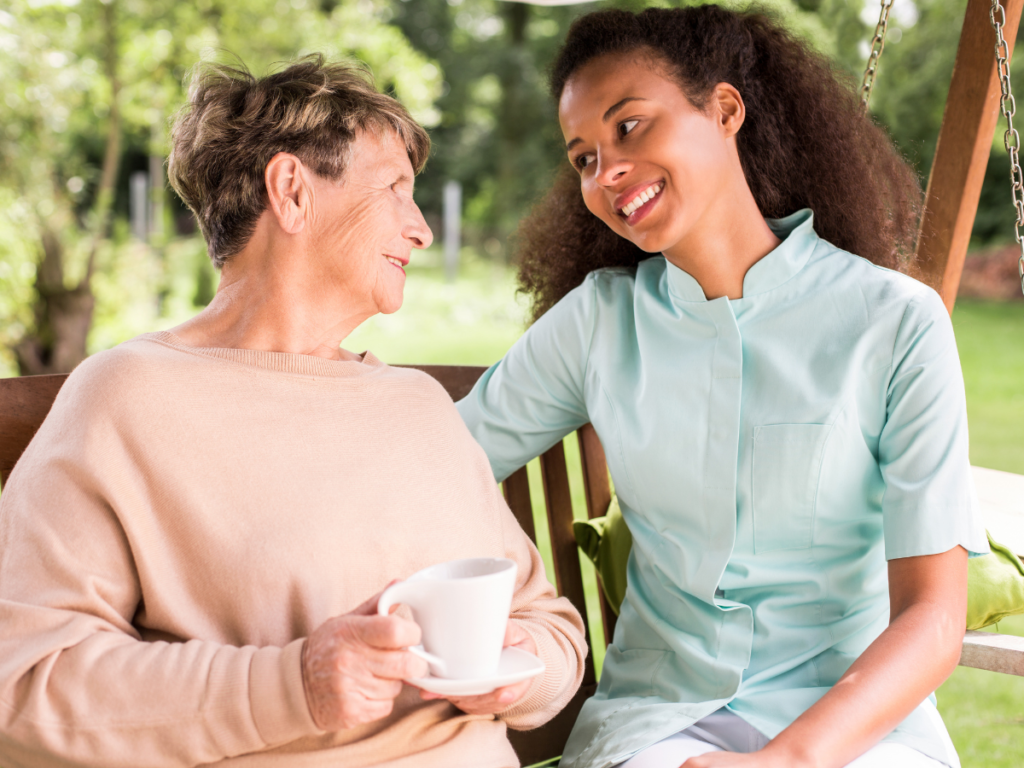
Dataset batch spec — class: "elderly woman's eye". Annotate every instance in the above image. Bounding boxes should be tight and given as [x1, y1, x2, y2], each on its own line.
[619, 120, 639, 137]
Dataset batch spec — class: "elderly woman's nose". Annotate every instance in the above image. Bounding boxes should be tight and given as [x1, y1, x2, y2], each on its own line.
[405, 203, 434, 249]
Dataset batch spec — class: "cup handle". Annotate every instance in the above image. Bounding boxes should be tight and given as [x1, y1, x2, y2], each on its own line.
[406, 645, 447, 676]
[377, 582, 447, 677]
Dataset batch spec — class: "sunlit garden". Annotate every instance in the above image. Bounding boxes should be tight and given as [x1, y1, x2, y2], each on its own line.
[2, 0, 1024, 765]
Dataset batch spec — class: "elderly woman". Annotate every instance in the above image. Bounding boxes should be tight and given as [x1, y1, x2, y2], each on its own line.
[0, 57, 585, 768]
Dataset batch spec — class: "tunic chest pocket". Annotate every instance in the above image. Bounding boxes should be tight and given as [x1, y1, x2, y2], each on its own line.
[752, 423, 833, 554]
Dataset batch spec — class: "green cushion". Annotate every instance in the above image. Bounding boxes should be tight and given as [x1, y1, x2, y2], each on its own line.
[572, 495, 632, 615]
[574, 494, 1024, 628]
[967, 531, 1024, 630]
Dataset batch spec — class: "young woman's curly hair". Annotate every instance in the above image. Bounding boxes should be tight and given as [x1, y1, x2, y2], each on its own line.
[516, 5, 923, 322]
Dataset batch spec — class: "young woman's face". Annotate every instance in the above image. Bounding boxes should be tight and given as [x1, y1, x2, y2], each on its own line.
[559, 52, 742, 256]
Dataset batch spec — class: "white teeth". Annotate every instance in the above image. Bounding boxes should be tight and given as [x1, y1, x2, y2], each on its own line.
[620, 182, 663, 216]
[386, 256, 403, 267]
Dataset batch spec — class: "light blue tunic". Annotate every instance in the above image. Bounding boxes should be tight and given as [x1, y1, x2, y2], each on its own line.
[456, 210, 989, 768]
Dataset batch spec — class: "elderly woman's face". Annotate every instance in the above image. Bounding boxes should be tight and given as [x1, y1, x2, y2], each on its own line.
[306, 131, 432, 316]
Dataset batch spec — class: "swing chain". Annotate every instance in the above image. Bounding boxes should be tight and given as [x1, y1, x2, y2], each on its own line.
[860, 0, 895, 113]
[990, 0, 1024, 295]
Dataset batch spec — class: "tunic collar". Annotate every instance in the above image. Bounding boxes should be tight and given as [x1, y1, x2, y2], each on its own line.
[664, 209, 818, 303]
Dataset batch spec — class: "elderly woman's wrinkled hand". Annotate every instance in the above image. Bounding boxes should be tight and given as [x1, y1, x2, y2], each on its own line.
[301, 588, 429, 731]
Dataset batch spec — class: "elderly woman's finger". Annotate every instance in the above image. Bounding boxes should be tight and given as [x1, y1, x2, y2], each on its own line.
[347, 581, 401, 617]
[364, 647, 429, 681]
[355, 614, 423, 651]
[502, 621, 538, 655]
[423, 677, 534, 715]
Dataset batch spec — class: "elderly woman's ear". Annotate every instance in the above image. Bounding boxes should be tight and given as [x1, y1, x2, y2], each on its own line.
[265, 152, 310, 235]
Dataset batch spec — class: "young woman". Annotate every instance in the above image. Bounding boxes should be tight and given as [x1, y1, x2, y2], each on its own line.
[456, 6, 988, 768]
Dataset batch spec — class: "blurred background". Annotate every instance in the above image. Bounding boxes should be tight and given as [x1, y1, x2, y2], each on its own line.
[2, 0, 1023, 763]
[2, 0, 1022, 378]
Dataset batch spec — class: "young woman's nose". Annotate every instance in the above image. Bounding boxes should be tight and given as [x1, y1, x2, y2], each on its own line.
[595, 150, 632, 188]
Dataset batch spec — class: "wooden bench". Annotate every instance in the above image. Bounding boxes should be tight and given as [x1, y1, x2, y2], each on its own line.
[3, 367, 1023, 765]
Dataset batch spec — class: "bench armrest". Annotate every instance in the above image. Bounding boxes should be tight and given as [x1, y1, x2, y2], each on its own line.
[959, 630, 1024, 676]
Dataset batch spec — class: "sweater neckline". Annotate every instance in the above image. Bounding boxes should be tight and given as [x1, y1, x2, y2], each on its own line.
[141, 331, 384, 378]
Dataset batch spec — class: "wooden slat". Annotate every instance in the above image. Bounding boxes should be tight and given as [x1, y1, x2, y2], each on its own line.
[915, 0, 1024, 312]
[399, 364, 486, 402]
[540, 439, 597, 688]
[577, 424, 611, 519]
[577, 424, 618, 643]
[502, 466, 535, 542]
[960, 630, 1024, 675]
[0, 373, 69, 487]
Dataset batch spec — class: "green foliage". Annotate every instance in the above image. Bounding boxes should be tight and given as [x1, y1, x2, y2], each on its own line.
[3, 0, 1024, 370]
[388, 0, 590, 248]
[0, 190, 36, 361]
[0, 0, 440, 374]
[865, 0, 1024, 249]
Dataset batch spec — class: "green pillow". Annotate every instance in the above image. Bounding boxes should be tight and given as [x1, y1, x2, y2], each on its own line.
[967, 531, 1024, 630]
[572, 495, 632, 615]
[574, 494, 1024, 629]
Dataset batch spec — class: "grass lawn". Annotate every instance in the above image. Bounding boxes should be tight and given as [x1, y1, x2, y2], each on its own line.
[952, 300, 1024, 475]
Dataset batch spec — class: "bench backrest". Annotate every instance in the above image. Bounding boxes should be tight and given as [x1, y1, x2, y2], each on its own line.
[0, 367, 616, 767]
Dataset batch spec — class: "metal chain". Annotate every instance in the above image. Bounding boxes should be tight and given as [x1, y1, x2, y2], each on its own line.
[860, 0, 895, 113]
[990, 0, 1024, 296]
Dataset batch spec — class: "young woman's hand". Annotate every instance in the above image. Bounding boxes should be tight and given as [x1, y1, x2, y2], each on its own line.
[418, 621, 538, 715]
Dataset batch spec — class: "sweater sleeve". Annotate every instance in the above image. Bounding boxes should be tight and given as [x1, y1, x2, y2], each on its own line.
[0, 357, 320, 768]
[494, 499, 587, 731]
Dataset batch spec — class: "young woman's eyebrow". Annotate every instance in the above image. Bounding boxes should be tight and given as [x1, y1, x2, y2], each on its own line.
[565, 97, 650, 151]
[602, 96, 647, 122]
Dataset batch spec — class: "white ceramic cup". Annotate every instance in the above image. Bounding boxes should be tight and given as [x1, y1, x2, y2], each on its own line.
[377, 557, 517, 680]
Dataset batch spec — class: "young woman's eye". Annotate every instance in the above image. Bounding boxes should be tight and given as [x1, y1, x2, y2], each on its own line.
[618, 120, 639, 137]
[575, 153, 595, 170]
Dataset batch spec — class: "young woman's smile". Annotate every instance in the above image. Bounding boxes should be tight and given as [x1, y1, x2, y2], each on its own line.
[615, 179, 664, 224]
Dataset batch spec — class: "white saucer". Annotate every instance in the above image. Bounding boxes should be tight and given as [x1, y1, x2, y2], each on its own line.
[407, 646, 545, 696]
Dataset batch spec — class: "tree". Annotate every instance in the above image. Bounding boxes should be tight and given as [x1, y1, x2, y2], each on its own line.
[0, 0, 440, 374]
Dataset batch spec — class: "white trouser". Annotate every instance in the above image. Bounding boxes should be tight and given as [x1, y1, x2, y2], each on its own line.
[614, 710, 947, 768]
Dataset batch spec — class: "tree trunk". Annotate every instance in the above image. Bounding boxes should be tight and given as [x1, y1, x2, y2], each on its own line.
[494, 2, 531, 235]
[15, 228, 96, 376]
[14, 0, 120, 375]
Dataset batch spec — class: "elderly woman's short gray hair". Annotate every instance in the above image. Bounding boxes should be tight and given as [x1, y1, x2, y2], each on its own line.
[168, 55, 431, 268]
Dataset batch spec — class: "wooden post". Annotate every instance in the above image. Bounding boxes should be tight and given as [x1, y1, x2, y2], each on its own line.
[915, 0, 1024, 313]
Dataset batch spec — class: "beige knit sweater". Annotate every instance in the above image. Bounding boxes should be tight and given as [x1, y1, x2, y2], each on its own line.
[0, 332, 586, 768]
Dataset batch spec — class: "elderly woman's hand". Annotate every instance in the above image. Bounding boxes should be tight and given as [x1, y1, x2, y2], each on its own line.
[301, 588, 429, 731]
[418, 621, 538, 715]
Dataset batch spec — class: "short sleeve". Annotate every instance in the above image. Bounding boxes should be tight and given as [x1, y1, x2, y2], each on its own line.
[456, 275, 599, 481]
[879, 290, 989, 560]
